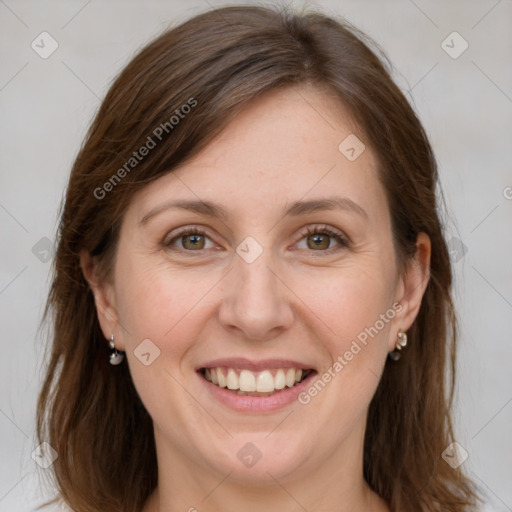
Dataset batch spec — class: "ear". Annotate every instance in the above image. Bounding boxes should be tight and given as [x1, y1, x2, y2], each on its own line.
[80, 250, 125, 351]
[390, 232, 431, 351]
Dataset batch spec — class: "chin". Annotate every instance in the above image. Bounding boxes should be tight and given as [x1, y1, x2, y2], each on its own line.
[202, 433, 313, 484]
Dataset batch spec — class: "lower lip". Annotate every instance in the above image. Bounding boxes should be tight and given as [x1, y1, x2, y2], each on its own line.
[198, 371, 317, 413]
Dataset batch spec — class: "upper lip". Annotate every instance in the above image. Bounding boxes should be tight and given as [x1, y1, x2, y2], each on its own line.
[196, 358, 315, 372]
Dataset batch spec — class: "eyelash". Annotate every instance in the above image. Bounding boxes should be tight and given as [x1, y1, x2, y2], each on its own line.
[163, 224, 350, 255]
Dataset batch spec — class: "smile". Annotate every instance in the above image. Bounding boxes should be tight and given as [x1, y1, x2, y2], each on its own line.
[201, 367, 313, 396]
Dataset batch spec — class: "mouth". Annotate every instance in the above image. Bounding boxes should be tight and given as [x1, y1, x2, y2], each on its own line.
[199, 366, 315, 397]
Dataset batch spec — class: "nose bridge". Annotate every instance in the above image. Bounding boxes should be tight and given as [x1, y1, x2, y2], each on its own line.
[218, 247, 293, 340]
[237, 252, 277, 301]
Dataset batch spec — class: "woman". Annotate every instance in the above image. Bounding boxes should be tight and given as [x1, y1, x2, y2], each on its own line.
[37, 5, 480, 511]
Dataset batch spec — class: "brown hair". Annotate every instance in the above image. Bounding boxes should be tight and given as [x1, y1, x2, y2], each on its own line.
[37, 4, 479, 511]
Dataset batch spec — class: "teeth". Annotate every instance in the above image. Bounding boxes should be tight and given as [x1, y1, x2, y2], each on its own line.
[203, 367, 309, 394]
[217, 368, 227, 388]
[285, 368, 296, 387]
[239, 370, 256, 392]
[274, 369, 286, 390]
[256, 370, 274, 392]
[227, 369, 238, 390]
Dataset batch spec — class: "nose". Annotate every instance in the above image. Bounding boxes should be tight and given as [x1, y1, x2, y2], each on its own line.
[218, 251, 295, 341]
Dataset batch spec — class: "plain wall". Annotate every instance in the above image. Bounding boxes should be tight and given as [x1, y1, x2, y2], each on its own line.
[0, 0, 511, 510]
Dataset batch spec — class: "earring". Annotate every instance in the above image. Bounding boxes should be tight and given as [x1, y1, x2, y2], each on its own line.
[108, 334, 125, 365]
[388, 331, 408, 361]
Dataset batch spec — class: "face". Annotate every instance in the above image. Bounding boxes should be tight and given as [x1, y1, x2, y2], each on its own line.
[86, 84, 429, 486]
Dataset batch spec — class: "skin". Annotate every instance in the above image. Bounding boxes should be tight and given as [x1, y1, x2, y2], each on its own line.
[82, 84, 430, 512]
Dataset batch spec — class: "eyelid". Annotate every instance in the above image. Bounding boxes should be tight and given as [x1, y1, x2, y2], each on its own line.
[300, 224, 347, 239]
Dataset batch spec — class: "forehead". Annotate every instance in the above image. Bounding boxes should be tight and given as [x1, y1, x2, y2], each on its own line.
[129, 84, 386, 227]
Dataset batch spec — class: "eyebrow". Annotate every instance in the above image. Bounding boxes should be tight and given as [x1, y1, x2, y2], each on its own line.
[139, 196, 368, 225]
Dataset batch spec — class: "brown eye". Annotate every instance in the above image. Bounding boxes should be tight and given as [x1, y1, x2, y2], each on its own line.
[164, 228, 215, 251]
[307, 233, 331, 250]
[181, 233, 206, 250]
[295, 225, 349, 253]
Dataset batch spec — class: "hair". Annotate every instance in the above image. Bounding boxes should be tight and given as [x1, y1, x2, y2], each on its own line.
[37, 4, 480, 512]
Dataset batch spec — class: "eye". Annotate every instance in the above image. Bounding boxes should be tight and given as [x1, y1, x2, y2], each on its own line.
[163, 225, 349, 254]
[164, 227, 216, 251]
[295, 225, 349, 252]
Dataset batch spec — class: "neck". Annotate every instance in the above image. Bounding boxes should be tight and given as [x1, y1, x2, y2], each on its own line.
[145, 480, 387, 512]
[143, 421, 390, 512]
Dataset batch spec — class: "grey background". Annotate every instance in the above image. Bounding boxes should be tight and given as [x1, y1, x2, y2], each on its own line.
[0, 0, 511, 510]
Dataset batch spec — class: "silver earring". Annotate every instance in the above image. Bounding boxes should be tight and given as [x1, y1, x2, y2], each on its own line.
[389, 331, 408, 361]
[108, 334, 125, 365]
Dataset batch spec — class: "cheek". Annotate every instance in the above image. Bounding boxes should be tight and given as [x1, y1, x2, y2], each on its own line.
[293, 262, 396, 348]
[292, 268, 396, 426]
[114, 256, 221, 358]
[113, 261, 218, 428]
